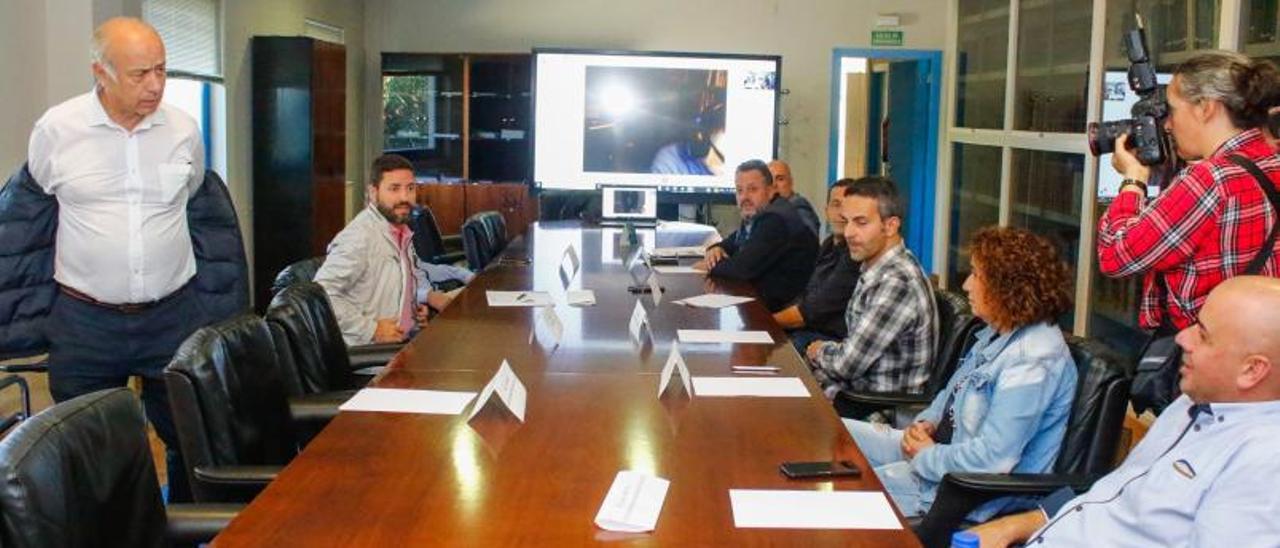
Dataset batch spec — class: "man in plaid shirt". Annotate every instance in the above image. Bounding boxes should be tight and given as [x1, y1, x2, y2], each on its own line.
[805, 177, 937, 399]
[1098, 52, 1280, 333]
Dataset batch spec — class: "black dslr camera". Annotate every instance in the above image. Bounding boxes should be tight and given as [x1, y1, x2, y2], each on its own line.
[1088, 15, 1172, 166]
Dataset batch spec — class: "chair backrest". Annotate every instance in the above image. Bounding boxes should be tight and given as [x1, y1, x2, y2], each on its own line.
[0, 388, 166, 547]
[270, 256, 325, 297]
[165, 315, 298, 502]
[462, 214, 494, 270]
[265, 282, 356, 396]
[480, 211, 507, 250]
[410, 205, 448, 263]
[926, 290, 983, 396]
[1055, 336, 1133, 475]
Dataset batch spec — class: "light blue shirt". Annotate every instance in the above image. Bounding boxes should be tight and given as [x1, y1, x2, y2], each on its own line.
[1030, 395, 1280, 547]
[913, 323, 1077, 513]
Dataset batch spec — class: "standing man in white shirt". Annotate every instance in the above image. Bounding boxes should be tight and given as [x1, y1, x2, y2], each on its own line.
[27, 17, 205, 502]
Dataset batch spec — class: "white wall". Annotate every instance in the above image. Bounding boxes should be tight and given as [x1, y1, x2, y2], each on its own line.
[0, 0, 97, 172]
[364, 0, 949, 218]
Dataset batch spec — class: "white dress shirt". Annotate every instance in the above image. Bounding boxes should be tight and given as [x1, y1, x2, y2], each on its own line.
[28, 90, 205, 304]
[1029, 395, 1280, 547]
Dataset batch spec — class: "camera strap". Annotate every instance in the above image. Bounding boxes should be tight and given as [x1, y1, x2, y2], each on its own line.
[1227, 153, 1280, 276]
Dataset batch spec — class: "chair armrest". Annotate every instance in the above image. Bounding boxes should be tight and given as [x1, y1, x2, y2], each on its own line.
[0, 362, 48, 374]
[348, 343, 400, 369]
[944, 472, 1103, 496]
[441, 234, 462, 248]
[915, 472, 1104, 548]
[191, 465, 282, 503]
[192, 465, 281, 486]
[838, 390, 933, 407]
[431, 251, 467, 265]
[165, 503, 241, 544]
[289, 390, 356, 423]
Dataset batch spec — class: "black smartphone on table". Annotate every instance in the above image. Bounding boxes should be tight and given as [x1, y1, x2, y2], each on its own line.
[779, 460, 862, 480]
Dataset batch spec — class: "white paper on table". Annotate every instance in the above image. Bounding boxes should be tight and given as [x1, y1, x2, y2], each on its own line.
[657, 342, 692, 397]
[628, 300, 650, 342]
[486, 291, 555, 307]
[691, 377, 809, 398]
[648, 273, 663, 306]
[677, 329, 774, 344]
[652, 265, 705, 275]
[339, 388, 477, 415]
[673, 294, 755, 308]
[594, 471, 671, 533]
[467, 360, 528, 421]
[566, 289, 597, 306]
[536, 306, 565, 347]
[650, 246, 706, 258]
[729, 490, 901, 530]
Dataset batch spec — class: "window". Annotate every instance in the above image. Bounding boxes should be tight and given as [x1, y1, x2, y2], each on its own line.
[955, 0, 1009, 129]
[143, 0, 221, 80]
[1014, 0, 1091, 133]
[1243, 0, 1280, 62]
[947, 144, 1002, 287]
[144, 0, 224, 174]
[942, 0, 1231, 340]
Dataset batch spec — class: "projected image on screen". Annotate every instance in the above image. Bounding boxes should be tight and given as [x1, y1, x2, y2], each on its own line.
[583, 66, 728, 176]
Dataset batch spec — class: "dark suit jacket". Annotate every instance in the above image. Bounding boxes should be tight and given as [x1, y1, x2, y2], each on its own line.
[710, 195, 819, 311]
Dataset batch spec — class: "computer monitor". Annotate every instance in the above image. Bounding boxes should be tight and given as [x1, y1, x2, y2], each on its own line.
[601, 185, 658, 222]
[532, 48, 781, 195]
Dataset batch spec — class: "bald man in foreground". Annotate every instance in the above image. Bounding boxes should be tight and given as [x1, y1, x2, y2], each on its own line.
[968, 276, 1280, 547]
[26, 17, 205, 501]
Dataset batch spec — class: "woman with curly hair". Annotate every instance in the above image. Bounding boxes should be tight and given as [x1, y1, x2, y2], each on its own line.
[844, 226, 1078, 521]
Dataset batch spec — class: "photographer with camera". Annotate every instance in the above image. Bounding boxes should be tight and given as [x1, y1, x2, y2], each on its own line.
[1097, 49, 1280, 413]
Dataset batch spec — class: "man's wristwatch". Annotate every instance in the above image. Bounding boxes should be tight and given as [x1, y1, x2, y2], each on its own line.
[1120, 178, 1148, 197]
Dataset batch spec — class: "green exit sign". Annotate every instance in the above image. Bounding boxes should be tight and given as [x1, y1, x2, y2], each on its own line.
[871, 30, 904, 46]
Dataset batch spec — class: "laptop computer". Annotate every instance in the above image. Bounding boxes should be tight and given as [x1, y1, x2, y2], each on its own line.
[600, 186, 658, 226]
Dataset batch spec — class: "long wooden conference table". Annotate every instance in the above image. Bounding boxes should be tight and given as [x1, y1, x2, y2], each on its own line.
[214, 221, 921, 546]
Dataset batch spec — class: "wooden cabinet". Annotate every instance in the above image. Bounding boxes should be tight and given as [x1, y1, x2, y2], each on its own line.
[251, 36, 345, 309]
[415, 183, 537, 239]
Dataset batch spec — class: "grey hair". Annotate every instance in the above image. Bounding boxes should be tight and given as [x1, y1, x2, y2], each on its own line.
[90, 26, 117, 81]
[1175, 51, 1280, 129]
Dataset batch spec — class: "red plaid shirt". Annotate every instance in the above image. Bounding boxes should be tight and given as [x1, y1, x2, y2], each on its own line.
[1098, 128, 1280, 330]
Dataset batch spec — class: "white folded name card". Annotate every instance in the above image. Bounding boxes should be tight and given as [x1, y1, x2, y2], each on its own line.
[594, 471, 670, 533]
[467, 360, 528, 422]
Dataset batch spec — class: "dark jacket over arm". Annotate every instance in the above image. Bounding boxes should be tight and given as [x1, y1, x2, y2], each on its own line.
[710, 196, 819, 311]
[0, 163, 248, 360]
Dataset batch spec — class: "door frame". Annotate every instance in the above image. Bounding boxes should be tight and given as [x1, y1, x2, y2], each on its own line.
[827, 48, 943, 271]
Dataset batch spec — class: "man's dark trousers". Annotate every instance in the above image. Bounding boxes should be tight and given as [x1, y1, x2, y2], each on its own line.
[47, 282, 204, 503]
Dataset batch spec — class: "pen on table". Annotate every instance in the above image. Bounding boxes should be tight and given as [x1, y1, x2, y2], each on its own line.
[732, 365, 780, 374]
[516, 292, 531, 302]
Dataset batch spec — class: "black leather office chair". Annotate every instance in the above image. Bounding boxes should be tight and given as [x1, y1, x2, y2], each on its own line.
[265, 282, 401, 434]
[410, 205, 466, 265]
[462, 213, 495, 270]
[913, 336, 1133, 547]
[0, 388, 238, 547]
[270, 255, 325, 297]
[165, 315, 299, 503]
[834, 289, 983, 421]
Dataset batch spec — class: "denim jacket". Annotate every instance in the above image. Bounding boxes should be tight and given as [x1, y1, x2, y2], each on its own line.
[911, 322, 1078, 513]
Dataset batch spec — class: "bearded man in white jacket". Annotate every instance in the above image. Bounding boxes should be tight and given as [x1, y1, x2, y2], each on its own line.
[315, 154, 473, 345]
